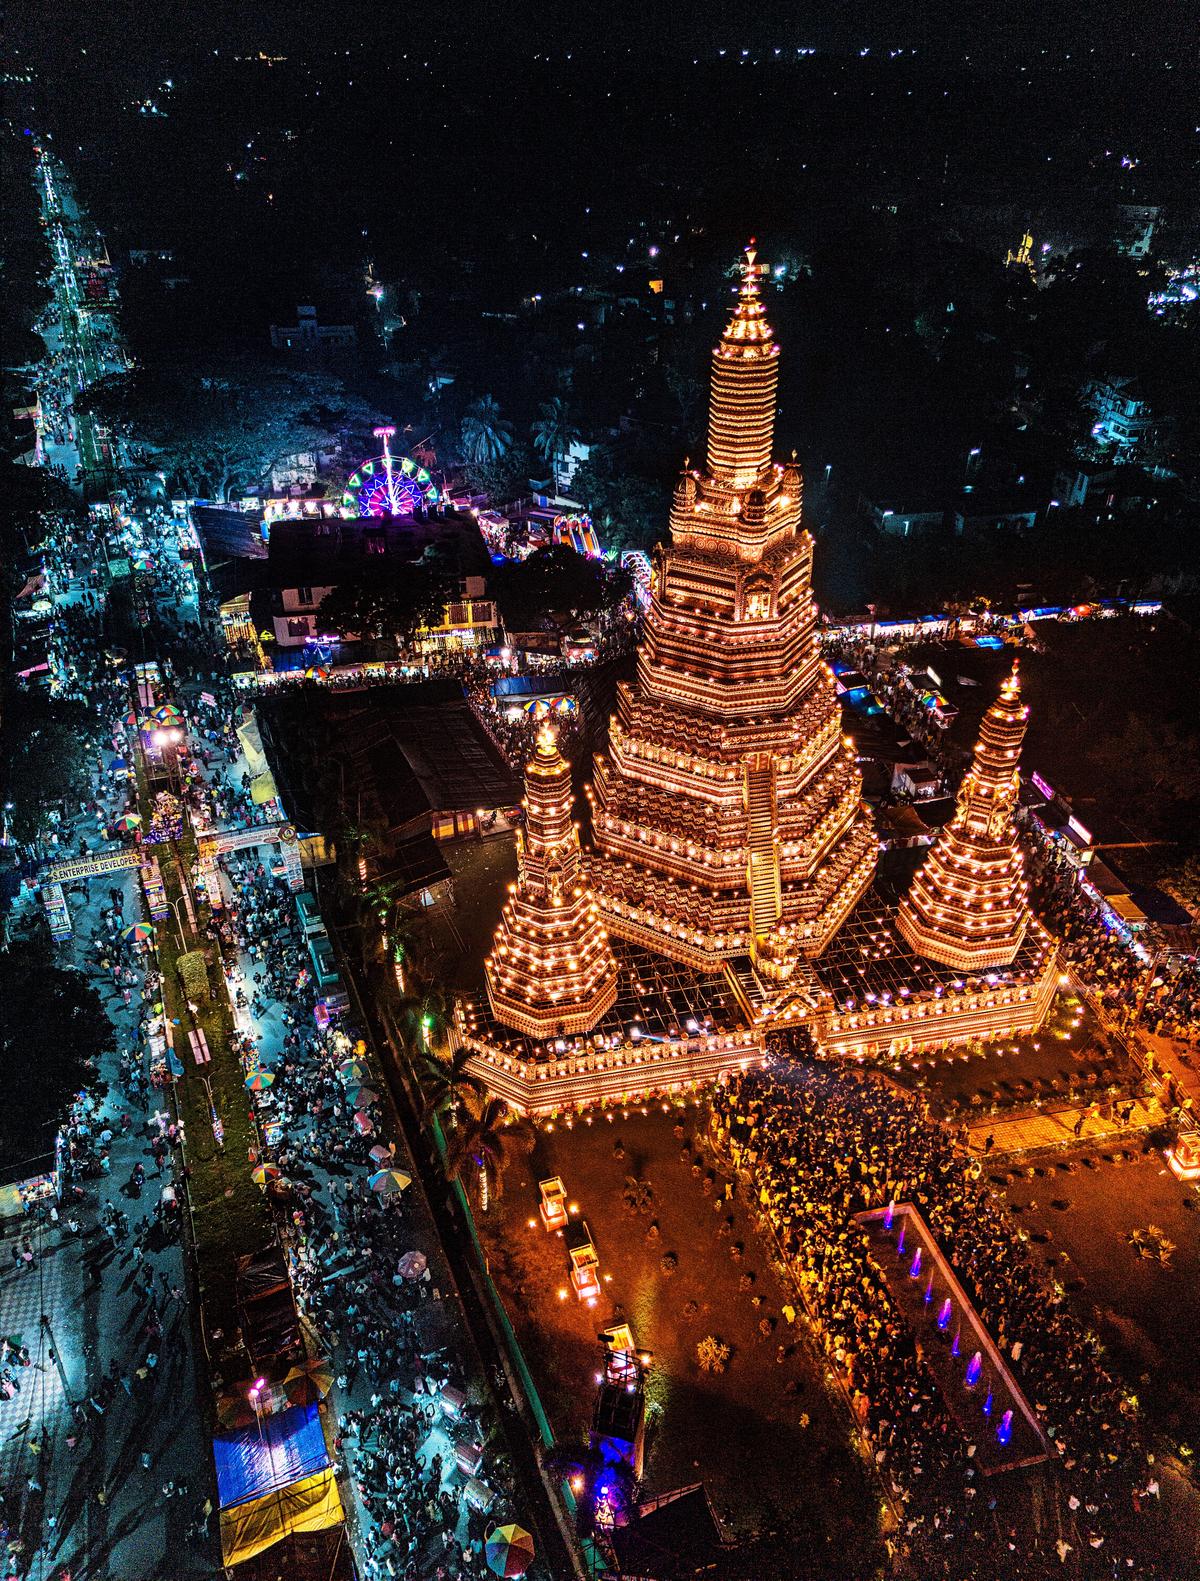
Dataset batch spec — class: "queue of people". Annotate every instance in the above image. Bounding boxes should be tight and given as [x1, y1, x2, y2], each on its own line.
[711, 1058, 1168, 1580]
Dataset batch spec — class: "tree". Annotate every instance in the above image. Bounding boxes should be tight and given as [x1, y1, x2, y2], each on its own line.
[443, 1095, 511, 1212]
[458, 442, 533, 507]
[531, 396, 580, 486]
[459, 394, 513, 465]
[0, 691, 93, 845]
[416, 1048, 486, 1123]
[489, 543, 631, 630]
[78, 360, 384, 500]
[317, 563, 451, 644]
[0, 941, 115, 1168]
[696, 1334, 731, 1373]
[570, 447, 664, 553]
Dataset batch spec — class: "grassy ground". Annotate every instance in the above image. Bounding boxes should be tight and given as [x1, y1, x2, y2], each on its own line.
[430, 836, 517, 991]
[477, 1107, 882, 1567]
[1004, 1149, 1200, 1446]
[887, 992, 1142, 1119]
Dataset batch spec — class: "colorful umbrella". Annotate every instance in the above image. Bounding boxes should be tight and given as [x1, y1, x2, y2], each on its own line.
[337, 1060, 367, 1083]
[485, 1524, 534, 1576]
[369, 1143, 395, 1164]
[281, 1357, 334, 1405]
[251, 1163, 280, 1187]
[108, 757, 128, 772]
[349, 1086, 380, 1109]
[119, 921, 154, 942]
[304, 666, 330, 681]
[131, 552, 153, 571]
[352, 1110, 374, 1136]
[154, 704, 183, 725]
[245, 1068, 276, 1092]
[397, 1250, 427, 1280]
[113, 813, 142, 832]
[122, 708, 139, 727]
[369, 1168, 411, 1196]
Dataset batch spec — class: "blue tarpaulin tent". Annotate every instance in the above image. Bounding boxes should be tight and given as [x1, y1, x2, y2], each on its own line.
[214, 1402, 330, 1510]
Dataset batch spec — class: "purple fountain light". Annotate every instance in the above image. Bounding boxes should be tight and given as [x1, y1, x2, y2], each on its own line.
[997, 1410, 1013, 1446]
[982, 1389, 993, 1417]
[909, 1247, 922, 1279]
[896, 1224, 905, 1256]
[884, 1201, 895, 1230]
[937, 1298, 952, 1331]
[951, 1327, 961, 1358]
[924, 1272, 935, 1304]
[965, 1351, 983, 1389]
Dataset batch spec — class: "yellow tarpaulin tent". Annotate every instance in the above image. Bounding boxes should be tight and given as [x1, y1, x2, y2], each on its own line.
[220, 1468, 344, 1567]
[249, 771, 280, 805]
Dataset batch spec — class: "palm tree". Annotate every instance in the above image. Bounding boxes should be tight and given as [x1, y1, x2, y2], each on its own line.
[443, 1096, 510, 1212]
[531, 396, 581, 489]
[460, 395, 513, 465]
[393, 976, 450, 1055]
[416, 1047, 486, 1124]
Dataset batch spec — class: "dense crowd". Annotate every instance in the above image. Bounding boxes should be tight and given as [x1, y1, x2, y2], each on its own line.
[208, 853, 531, 1579]
[712, 1060, 1168, 1580]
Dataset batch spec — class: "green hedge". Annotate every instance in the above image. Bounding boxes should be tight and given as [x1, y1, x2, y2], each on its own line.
[176, 949, 209, 1003]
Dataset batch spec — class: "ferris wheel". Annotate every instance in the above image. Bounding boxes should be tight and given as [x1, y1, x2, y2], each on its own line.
[342, 426, 440, 517]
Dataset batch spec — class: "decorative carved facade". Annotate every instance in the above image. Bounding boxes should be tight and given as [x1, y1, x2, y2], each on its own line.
[485, 725, 618, 1037]
[896, 665, 1032, 971]
[587, 247, 876, 975]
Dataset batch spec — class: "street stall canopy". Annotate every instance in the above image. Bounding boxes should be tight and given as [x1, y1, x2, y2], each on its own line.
[214, 1401, 329, 1510]
[219, 1468, 343, 1567]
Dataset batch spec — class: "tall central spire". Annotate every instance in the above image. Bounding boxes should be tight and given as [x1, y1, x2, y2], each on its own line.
[706, 243, 780, 490]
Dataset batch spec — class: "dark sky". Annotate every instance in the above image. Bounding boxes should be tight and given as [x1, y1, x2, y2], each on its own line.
[9, 0, 1199, 70]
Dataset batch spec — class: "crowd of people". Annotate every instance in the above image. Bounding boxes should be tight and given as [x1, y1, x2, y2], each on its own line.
[207, 853, 532, 1579]
[711, 1059, 1169, 1580]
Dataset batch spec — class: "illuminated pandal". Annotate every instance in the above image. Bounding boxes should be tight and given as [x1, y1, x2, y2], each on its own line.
[587, 244, 876, 978]
[484, 723, 619, 1038]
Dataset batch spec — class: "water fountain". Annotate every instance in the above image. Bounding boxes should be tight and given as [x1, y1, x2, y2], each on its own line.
[937, 1298, 952, 1331]
[924, 1272, 935, 1304]
[951, 1327, 961, 1358]
[983, 1389, 993, 1417]
[965, 1351, 983, 1389]
[896, 1224, 905, 1256]
[909, 1246, 922, 1279]
[997, 1410, 1013, 1446]
[884, 1201, 895, 1230]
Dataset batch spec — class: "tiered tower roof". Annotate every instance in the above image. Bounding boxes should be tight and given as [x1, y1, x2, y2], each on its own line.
[896, 664, 1032, 971]
[486, 725, 618, 1037]
[588, 246, 876, 974]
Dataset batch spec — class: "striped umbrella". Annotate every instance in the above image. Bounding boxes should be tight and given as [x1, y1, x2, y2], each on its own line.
[348, 1086, 380, 1109]
[251, 1163, 281, 1187]
[122, 708, 139, 727]
[119, 921, 155, 943]
[154, 704, 183, 725]
[304, 666, 330, 681]
[245, 1068, 275, 1092]
[337, 1060, 367, 1083]
[485, 1524, 535, 1577]
[113, 813, 142, 832]
[368, 1168, 411, 1196]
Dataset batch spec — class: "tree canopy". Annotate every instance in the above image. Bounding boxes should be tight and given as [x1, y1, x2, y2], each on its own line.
[489, 543, 631, 630]
[0, 941, 115, 1168]
[77, 359, 384, 500]
[318, 562, 451, 643]
[0, 689, 94, 845]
